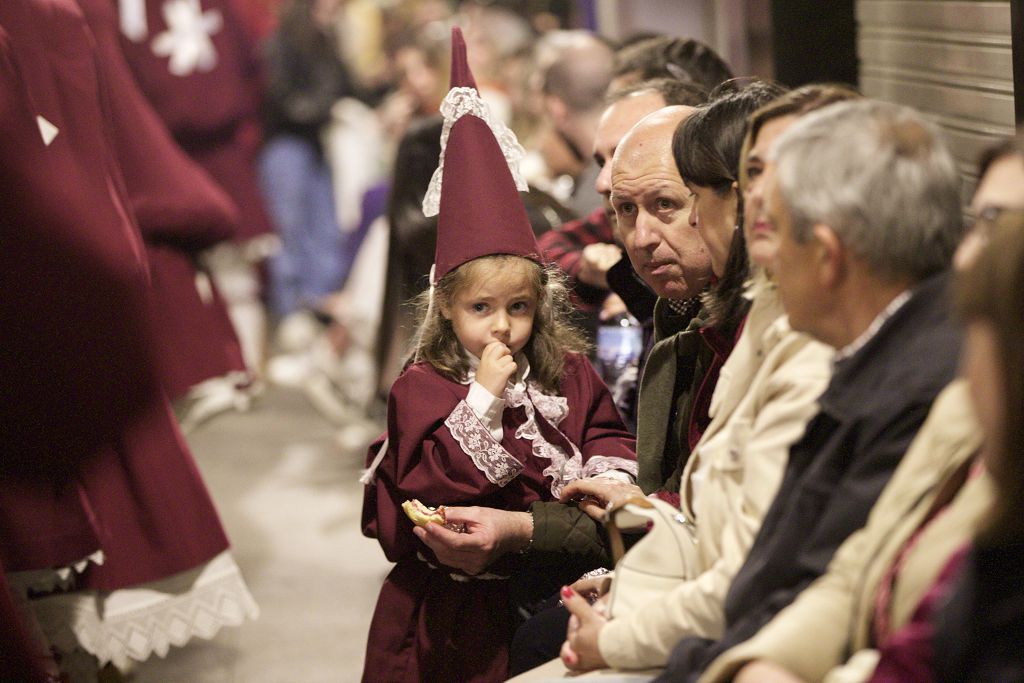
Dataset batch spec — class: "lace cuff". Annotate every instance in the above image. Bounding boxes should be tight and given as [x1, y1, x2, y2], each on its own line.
[582, 455, 638, 481]
[465, 381, 505, 441]
[445, 401, 523, 486]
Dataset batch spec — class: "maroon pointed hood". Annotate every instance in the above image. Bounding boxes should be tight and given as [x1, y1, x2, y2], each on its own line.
[430, 26, 539, 283]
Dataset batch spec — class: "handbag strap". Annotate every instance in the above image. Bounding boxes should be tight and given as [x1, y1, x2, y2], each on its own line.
[604, 495, 657, 564]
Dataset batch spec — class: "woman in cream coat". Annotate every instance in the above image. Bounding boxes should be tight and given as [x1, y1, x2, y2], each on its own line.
[537, 85, 859, 676]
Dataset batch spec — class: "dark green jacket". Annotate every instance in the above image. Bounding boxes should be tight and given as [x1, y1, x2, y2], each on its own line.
[524, 300, 711, 574]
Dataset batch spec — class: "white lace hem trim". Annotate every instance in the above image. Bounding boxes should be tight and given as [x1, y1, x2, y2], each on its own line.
[28, 551, 259, 669]
[422, 86, 528, 218]
[7, 550, 107, 596]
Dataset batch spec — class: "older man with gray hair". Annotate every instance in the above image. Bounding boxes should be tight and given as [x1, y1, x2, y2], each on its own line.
[653, 99, 965, 682]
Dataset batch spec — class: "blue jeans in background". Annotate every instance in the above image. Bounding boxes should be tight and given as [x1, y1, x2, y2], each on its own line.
[259, 134, 349, 319]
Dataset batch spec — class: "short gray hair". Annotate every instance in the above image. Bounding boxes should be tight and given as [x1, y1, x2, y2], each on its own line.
[771, 99, 962, 282]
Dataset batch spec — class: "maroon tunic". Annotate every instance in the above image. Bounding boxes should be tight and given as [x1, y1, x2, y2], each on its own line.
[0, 0, 228, 590]
[362, 353, 636, 682]
[79, 0, 246, 400]
[116, 0, 274, 242]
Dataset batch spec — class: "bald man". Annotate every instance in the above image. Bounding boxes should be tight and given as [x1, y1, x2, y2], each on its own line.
[539, 78, 705, 334]
[502, 106, 724, 677]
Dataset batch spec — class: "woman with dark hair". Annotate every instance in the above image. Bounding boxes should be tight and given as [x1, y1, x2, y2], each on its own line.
[260, 0, 355, 321]
[376, 115, 445, 395]
[673, 80, 786, 335]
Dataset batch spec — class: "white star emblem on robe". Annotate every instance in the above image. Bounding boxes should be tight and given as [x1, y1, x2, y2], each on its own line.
[36, 115, 59, 146]
[151, 0, 223, 76]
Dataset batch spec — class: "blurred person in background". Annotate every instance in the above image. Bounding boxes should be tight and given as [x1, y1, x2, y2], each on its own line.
[538, 30, 615, 217]
[610, 34, 735, 96]
[376, 19, 450, 160]
[458, 1, 536, 126]
[117, 0, 277, 373]
[259, 0, 356, 331]
[2, 1, 258, 677]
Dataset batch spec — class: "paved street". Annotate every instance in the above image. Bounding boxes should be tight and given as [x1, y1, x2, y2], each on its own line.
[131, 387, 390, 683]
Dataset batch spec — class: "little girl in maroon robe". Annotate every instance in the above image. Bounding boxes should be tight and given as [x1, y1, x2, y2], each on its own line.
[359, 28, 638, 683]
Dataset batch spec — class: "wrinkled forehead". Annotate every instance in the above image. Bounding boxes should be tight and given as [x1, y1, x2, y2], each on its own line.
[611, 173, 686, 205]
[613, 119, 677, 169]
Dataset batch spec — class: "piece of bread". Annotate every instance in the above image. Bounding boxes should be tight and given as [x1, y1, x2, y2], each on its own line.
[402, 499, 446, 526]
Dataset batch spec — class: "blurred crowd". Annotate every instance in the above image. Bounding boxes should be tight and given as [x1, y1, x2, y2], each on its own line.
[3, 0, 1024, 682]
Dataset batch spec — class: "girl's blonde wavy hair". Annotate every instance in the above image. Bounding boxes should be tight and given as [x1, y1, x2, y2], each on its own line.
[408, 255, 588, 392]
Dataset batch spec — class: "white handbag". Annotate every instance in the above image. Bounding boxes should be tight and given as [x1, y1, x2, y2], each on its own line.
[605, 496, 700, 619]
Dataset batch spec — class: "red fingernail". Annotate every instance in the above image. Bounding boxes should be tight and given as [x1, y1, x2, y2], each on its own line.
[561, 585, 574, 599]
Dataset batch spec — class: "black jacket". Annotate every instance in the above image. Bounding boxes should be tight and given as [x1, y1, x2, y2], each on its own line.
[657, 271, 962, 682]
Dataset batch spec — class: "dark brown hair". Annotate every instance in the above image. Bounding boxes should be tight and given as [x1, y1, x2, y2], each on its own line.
[409, 255, 588, 391]
[612, 36, 733, 95]
[608, 77, 707, 108]
[672, 80, 787, 331]
[956, 213, 1024, 545]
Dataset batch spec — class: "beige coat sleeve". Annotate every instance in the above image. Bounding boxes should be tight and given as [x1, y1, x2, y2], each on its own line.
[598, 337, 833, 670]
[699, 380, 978, 683]
[697, 525, 874, 682]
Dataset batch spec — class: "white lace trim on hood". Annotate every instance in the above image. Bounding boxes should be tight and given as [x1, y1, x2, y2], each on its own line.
[421, 86, 529, 219]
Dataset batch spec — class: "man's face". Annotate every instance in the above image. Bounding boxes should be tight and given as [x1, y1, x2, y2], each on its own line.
[767, 173, 824, 338]
[955, 153, 1024, 270]
[611, 113, 711, 300]
[593, 91, 667, 223]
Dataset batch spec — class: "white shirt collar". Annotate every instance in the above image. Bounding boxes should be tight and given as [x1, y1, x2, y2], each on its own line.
[834, 288, 913, 364]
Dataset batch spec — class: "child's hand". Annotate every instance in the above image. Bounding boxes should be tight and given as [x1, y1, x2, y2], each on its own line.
[476, 341, 517, 398]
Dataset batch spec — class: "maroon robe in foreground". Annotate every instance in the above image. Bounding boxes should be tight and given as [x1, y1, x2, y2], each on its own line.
[79, 0, 246, 400]
[116, 0, 274, 243]
[0, 0, 228, 592]
[362, 353, 636, 682]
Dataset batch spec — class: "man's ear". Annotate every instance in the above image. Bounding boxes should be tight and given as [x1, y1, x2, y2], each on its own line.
[811, 223, 845, 288]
